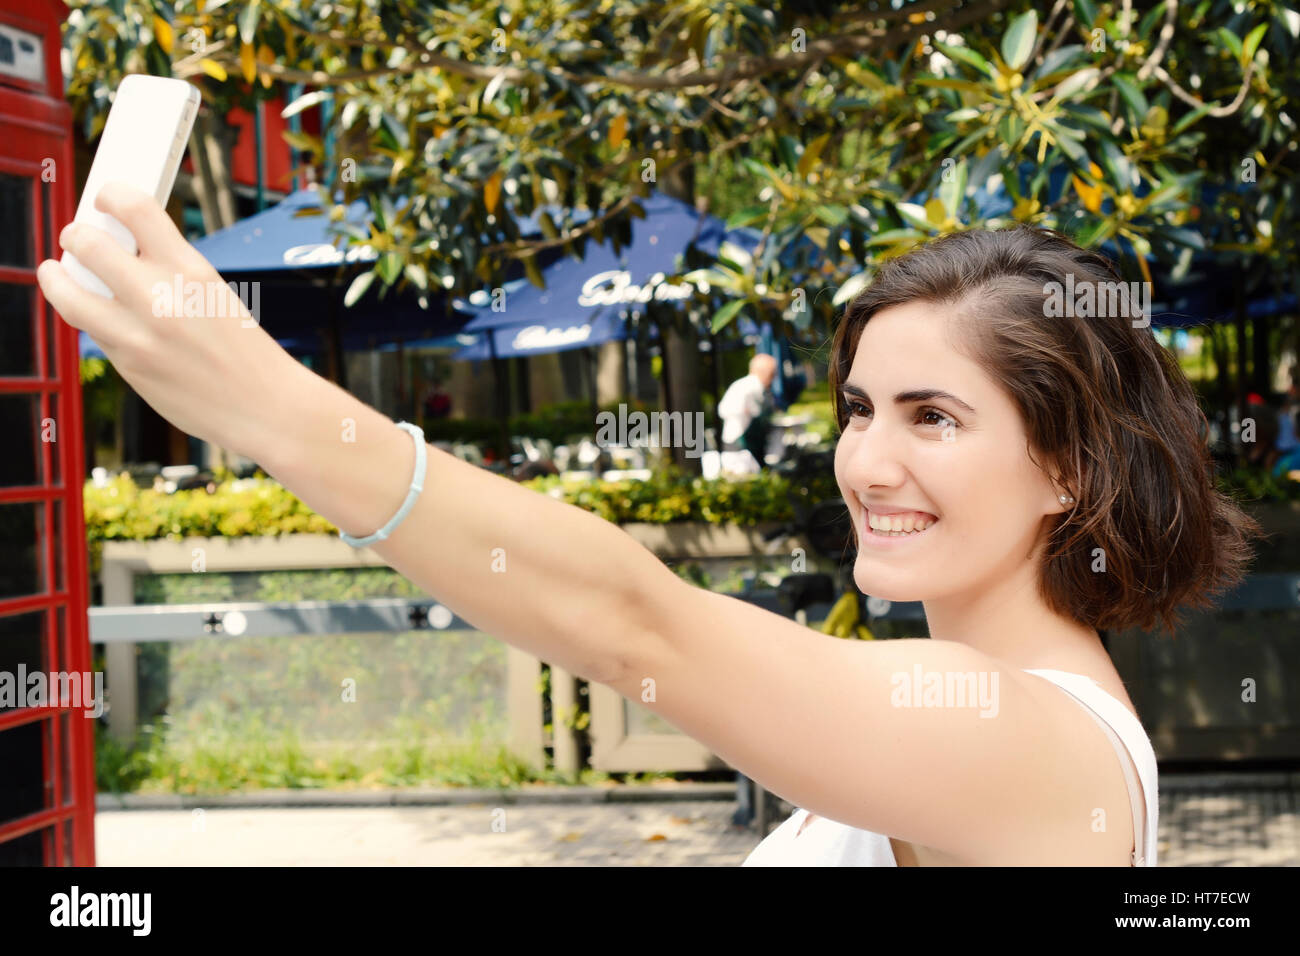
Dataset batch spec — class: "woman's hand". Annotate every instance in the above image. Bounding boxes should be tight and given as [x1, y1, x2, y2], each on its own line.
[37, 181, 302, 461]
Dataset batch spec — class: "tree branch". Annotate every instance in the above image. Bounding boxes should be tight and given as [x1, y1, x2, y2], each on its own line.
[1148, 59, 1257, 119]
[1135, 0, 1178, 82]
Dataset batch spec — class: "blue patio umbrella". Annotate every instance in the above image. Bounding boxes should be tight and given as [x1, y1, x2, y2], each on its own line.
[453, 309, 637, 360]
[450, 310, 764, 362]
[452, 192, 761, 366]
[457, 192, 740, 334]
[189, 188, 590, 274]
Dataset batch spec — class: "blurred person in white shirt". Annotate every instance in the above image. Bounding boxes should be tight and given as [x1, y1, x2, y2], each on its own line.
[717, 353, 777, 471]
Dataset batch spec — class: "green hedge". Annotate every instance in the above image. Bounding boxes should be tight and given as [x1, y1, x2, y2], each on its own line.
[522, 465, 838, 525]
[83, 471, 337, 578]
[83, 464, 842, 576]
[1215, 465, 1300, 503]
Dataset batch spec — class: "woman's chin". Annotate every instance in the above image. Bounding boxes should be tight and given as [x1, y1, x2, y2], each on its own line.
[852, 565, 929, 604]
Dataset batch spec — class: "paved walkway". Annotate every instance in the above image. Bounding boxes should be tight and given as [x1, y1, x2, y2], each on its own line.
[95, 772, 1300, 866]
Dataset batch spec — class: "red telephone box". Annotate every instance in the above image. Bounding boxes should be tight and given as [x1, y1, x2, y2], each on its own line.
[0, 0, 96, 865]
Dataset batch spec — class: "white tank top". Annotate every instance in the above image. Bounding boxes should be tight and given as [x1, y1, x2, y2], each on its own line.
[742, 668, 1159, 866]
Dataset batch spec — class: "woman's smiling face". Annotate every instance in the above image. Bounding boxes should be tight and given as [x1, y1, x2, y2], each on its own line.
[833, 299, 1067, 603]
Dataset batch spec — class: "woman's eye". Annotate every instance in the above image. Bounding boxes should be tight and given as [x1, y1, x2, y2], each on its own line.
[919, 407, 958, 429]
[846, 401, 872, 420]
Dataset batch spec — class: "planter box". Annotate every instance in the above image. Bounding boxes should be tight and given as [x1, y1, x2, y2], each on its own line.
[93, 523, 799, 772]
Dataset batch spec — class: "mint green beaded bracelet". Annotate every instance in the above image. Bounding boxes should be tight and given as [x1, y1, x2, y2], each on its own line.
[339, 421, 427, 548]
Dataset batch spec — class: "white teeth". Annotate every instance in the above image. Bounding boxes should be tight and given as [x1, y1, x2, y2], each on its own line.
[865, 508, 937, 536]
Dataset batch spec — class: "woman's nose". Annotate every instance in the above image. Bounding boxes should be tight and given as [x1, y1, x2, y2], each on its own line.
[839, 418, 908, 487]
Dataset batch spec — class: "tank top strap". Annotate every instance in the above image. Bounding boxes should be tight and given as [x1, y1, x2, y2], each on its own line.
[1021, 668, 1159, 867]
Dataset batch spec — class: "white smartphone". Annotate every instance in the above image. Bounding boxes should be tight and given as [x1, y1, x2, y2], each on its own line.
[61, 74, 201, 298]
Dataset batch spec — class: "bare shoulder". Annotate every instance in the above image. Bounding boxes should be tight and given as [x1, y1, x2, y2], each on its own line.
[995, 664, 1142, 865]
[614, 579, 1140, 864]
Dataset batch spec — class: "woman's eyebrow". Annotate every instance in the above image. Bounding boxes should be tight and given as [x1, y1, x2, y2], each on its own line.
[841, 382, 977, 415]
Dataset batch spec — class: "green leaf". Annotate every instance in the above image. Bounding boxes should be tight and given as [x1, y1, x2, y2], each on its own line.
[1034, 44, 1086, 81]
[281, 89, 332, 119]
[380, 113, 409, 150]
[1136, 3, 1167, 42]
[344, 271, 375, 307]
[814, 204, 848, 226]
[281, 130, 323, 158]
[1073, 0, 1098, 29]
[1001, 10, 1038, 71]
[482, 70, 507, 107]
[330, 223, 370, 242]
[1242, 23, 1269, 64]
[1050, 124, 1088, 163]
[842, 62, 887, 92]
[913, 77, 989, 94]
[832, 271, 871, 307]
[726, 205, 769, 228]
[1111, 73, 1148, 120]
[865, 227, 925, 247]
[523, 255, 545, 289]
[1074, 217, 1116, 247]
[711, 298, 747, 333]
[895, 202, 934, 231]
[966, 145, 1004, 191]
[1097, 138, 1135, 191]
[997, 112, 1025, 148]
[798, 133, 832, 179]
[1141, 181, 1185, 212]
[1150, 225, 1206, 250]
[948, 125, 990, 157]
[713, 254, 746, 276]
[778, 135, 802, 171]
[1171, 102, 1212, 134]
[1141, 104, 1168, 131]
[1216, 28, 1243, 61]
[1060, 102, 1114, 131]
[829, 97, 878, 112]
[376, 252, 403, 285]
[932, 40, 993, 77]
[237, 0, 260, 45]
[938, 157, 967, 216]
[1052, 67, 1101, 100]
[403, 263, 428, 290]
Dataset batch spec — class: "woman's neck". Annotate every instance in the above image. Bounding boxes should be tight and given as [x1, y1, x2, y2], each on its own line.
[919, 561, 1103, 668]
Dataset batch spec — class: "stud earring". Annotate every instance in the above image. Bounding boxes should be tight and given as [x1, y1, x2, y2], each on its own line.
[1059, 494, 1075, 504]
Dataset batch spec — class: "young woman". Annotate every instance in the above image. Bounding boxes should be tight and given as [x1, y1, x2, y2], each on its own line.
[39, 184, 1260, 866]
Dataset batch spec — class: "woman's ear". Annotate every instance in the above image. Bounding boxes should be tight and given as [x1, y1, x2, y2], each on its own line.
[1038, 454, 1077, 516]
[1051, 482, 1077, 514]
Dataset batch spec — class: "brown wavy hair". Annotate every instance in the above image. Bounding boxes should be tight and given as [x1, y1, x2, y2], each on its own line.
[828, 224, 1263, 635]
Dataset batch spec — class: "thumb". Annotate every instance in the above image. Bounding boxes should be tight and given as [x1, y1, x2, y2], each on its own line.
[37, 258, 131, 349]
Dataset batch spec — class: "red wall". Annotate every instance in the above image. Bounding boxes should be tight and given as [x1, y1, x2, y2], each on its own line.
[181, 89, 319, 193]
